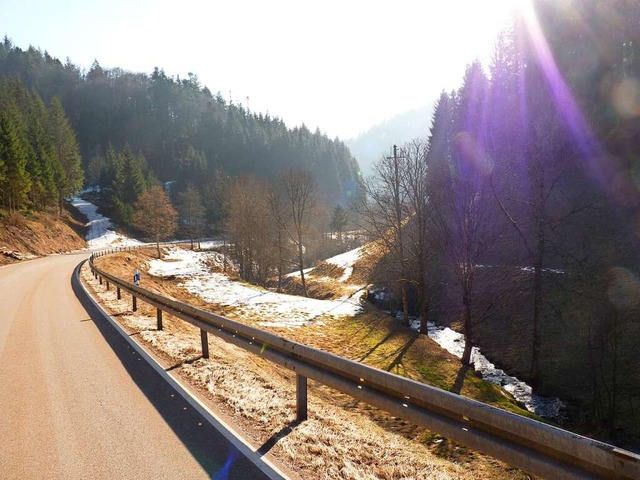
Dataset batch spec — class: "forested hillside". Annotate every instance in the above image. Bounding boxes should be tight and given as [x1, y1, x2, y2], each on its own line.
[360, 0, 640, 447]
[0, 37, 361, 208]
[0, 76, 82, 213]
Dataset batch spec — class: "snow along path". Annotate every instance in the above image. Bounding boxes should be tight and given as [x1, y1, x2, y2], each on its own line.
[70, 197, 143, 250]
[148, 248, 364, 328]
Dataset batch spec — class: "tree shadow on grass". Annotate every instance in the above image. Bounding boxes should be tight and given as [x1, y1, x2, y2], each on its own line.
[358, 331, 395, 362]
[451, 364, 471, 395]
[385, 332, 419, 373]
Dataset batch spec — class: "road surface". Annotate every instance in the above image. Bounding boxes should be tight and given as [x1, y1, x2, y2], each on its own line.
[0, 253, 276, 479]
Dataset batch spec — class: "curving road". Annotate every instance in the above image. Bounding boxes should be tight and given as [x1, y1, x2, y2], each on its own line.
[0, 253, 278, 480]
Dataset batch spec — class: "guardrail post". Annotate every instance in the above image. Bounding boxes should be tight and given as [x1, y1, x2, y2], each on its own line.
[157, 308, 163, 330]
[200, 330, 209, 359]
[99, 276, 102, 285]
[132, 295, 137, 312]
[117, 286, 121, 300]
[106, 280, 110, 291]
[296, 374, 308, 421]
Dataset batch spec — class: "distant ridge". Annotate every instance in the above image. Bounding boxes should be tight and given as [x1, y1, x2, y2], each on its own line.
[346, 103, 435, 178]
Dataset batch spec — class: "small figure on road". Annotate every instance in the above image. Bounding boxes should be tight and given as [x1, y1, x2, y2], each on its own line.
[133, 269, 141, 286]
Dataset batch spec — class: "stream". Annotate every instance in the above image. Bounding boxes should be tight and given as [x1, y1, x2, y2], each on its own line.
[409, 317, 565, 419]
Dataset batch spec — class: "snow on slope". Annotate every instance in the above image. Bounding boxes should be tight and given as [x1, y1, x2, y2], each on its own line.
[70, 197, 143, 249]
[286, 246, 364, 282]
[324, 247, 364, 281]
[148, 247, 363, 328]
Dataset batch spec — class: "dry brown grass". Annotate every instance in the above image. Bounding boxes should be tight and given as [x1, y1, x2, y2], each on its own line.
[87, 248, 532, 479]
[0, 207, 86, 265]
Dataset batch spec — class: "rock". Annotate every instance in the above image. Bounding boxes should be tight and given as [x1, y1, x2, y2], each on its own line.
[1, 249, 36, 260]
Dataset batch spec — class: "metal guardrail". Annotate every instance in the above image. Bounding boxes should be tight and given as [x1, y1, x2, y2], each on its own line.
[88, 246, 640, 480]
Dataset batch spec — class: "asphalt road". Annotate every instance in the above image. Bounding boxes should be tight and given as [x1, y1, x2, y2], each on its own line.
[0, 253, 276, 480]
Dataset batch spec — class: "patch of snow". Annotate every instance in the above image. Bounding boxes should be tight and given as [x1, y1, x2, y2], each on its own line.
[325, 247, 363, 269]
[325, 247, 364, 281]
[408, 317, 565, 419]
[285, 267, 315, 278]
[70, 197, 143, 250]
[198, 240, 225, 250]
[148, 248, 225, 277]
[520, 266, 566, 274]
[149, 247, 364, 328]
[327, 230, 366, 241]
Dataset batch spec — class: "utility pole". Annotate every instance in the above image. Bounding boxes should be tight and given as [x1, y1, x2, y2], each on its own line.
[386, 144, 410, 326]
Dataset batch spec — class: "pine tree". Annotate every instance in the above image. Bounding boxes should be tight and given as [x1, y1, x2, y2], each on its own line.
[112, 145, 147, 224]
[49, 97, 82, 213]
[330, 204, 349, 242]
[0, 93, 30, 211]
[26, 91, 57, 209]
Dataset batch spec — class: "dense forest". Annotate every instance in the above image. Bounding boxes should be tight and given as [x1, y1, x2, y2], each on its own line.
[0, 36, 361, 223]
[360, 0, 640, 446]
[0, 77, 82, 213]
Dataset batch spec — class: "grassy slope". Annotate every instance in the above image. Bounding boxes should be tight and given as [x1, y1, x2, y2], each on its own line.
[93, 248, 535, 479]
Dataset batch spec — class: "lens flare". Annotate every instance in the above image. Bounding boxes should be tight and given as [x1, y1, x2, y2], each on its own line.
[613, 78, 640, 118]
[608, 267, 640, 309]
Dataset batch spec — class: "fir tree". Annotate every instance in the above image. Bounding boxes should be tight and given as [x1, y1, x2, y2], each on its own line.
[49, 97, 82, 213]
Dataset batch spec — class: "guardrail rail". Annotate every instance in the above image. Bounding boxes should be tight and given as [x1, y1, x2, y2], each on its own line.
[87, 246, 640, 480]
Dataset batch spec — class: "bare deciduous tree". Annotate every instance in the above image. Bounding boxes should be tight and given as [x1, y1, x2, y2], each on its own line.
[281, 168, 317, 296]
[226, 175, 278, 285]
[267, 185, 293, 292]
[358, 147, 411, 325]
[177, 184, 205, 250]
[132, 185, 178, 258]
[400, 139, 434, 334]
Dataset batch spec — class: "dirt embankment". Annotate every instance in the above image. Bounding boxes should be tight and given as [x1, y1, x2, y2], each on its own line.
[0, 205, 86, 266]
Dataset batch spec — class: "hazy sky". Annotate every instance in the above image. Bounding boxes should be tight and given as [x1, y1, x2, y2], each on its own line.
[0, 0, 521, 139]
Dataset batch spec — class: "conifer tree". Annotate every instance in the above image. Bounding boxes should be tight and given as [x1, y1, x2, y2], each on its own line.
[330, 204, 349, 242]
[49, 97, 82, 213]
[0, 97, 30, 211]
[26, 91, 57, 209]
[112, 145, 146, 224]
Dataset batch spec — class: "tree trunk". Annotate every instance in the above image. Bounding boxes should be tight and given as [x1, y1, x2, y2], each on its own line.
[530, 261, 542, 385]
[418, 271, 429, 334]
[277, 230, 283, 292]
[400, 281, 410, 326]
[156, 237, 161, 259]
[298, 241, 307, 296]
[461, 300, 473, 366]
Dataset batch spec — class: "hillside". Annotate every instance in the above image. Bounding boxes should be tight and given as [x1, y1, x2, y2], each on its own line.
[346, 103, 434, 177]
[0, 40, 361, 205]
[88, 246, 531, 479]
[0, 206, 86, 266]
